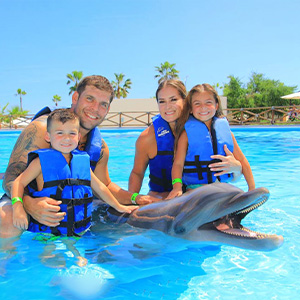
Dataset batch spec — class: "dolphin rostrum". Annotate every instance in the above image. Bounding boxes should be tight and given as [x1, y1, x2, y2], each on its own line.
[107, 183, 283, 252]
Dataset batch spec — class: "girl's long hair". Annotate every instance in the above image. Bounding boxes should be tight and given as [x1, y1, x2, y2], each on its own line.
[174, 83, 224, 152]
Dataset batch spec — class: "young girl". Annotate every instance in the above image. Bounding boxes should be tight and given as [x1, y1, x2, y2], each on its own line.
[167, 83, 255, 199]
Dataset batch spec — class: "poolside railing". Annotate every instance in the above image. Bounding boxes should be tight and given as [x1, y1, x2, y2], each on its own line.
[225, 105, 299, 125]
[0, 105, 299, 129]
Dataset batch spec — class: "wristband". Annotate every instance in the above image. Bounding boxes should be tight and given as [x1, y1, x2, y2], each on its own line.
[172, 178, 182, 185]
[131, 193, 139, 205]
[12, 197, 23, 205]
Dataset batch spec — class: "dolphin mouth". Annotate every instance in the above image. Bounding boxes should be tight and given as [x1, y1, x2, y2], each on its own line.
[201, 195, 275, 239]
[211, 219, 275, 240]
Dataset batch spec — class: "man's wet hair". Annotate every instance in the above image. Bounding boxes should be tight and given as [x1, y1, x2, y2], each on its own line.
[47, 109, 80, 132]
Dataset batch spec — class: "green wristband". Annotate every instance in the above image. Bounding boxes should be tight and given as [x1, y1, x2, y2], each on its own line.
[131, 193, 139, 204]
[172, 178, 182, 185]
[12, 197, 23, 205]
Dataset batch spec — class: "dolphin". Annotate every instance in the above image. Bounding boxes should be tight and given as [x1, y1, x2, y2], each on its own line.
[107, 183, 283, 252]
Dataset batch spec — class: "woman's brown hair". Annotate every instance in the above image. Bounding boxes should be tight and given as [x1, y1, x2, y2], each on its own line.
[155, 79, 187, 102]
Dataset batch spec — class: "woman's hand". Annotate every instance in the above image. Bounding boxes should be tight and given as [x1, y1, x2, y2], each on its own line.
[165, 187, 183, 200]
[135, 194, 162, 205]
[116, 205, 139, 214]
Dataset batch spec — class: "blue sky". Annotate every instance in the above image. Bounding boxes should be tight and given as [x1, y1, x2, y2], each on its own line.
[0, 0, 299, 113]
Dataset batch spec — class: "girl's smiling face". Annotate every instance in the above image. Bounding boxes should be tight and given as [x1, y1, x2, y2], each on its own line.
[191, 91, 218, 127]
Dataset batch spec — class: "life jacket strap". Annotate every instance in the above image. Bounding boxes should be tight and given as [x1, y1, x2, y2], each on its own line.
[60, 196, 93, 206]
[90, 160, 97, 168]
[44, 178, 91, 188]
[58, 195, 93, 236]
[59, 217, 92, 228]
[157, 150, 174, 156]
[43, 179, 91, 199]
[184, 157, 222, 183]
[149, 169, 172, 191]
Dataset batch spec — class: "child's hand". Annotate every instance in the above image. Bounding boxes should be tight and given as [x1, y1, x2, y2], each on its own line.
[165, 188, 183, 200]
[13, 204, 28, 230]
[116, 205, 139, 214]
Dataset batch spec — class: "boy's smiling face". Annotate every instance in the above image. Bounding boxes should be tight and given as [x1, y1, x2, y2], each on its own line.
[45, 120, 80, 155]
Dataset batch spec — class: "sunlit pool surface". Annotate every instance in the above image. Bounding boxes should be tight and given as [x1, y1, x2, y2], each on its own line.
[0, 126, 299, 299]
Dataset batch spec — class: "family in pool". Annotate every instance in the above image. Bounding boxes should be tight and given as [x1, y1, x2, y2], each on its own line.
[0, 75, 283, 252]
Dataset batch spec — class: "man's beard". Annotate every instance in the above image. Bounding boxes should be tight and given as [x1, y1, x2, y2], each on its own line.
[79, 118, 102, 131]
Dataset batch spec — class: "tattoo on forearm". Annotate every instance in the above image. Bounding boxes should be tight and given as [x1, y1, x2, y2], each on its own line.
[99, 139, 106, 161]
[2, 161, 27, 196]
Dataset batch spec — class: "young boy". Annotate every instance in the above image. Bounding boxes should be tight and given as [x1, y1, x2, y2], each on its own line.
[11, 109, 138, 236]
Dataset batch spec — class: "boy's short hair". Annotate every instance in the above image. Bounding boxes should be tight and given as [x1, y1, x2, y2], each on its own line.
[47, 109, 80, 132]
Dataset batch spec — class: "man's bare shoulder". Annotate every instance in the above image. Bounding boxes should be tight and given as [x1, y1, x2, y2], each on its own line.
[27, 116, 48, 139]
[33, 114, 48, 123]
[10, 116, 49, 162]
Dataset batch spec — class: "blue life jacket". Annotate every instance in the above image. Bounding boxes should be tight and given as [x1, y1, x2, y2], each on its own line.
[183, 116, 234, 185]
[27, 149, 93, 236]
[148, 115, 174, 192]
[32, 107, 102, 171]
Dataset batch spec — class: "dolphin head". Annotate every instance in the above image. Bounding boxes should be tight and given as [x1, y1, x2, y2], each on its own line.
[127, 183, 283, 251]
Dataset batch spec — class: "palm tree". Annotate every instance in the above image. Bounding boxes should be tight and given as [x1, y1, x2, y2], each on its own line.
[15, 89, 26, 111]
[111, 73, 132, 99]
[0, 103, 9, 124]
[52, 94, 62, 107]
[154, 61, 179, 84]
[66, 71, 83, 95]
[8, 106, 29, 127]
[9, 105, 28, 117]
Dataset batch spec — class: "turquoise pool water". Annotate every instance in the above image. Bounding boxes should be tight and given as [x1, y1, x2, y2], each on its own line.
[0, 126, 299, 299]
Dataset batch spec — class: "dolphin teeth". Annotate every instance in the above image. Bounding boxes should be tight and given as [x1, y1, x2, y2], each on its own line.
[236, 196, 268, 215]
[221, 226, 275, 239]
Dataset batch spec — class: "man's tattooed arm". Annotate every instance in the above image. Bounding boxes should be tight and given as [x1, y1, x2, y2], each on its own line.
[99, 138, 106, 161]
[2, 161, 27, 197]
[92, 138, 112, 187]
[2, 120, 49, 197]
